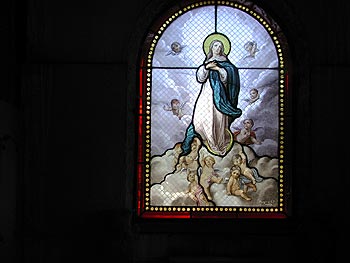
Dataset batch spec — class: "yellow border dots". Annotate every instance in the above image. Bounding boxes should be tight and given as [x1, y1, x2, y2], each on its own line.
[145, 206, 282, 213]
[278, 41, 285, 213]
[229, 2, 275, 36]
[142, 199, 284, 214]
[276, 33, 286, 213]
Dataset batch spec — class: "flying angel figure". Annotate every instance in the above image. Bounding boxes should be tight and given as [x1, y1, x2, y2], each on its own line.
[163, 98, 189, 120]
[243, 41, 259, 59]
[232, 118, 263, 145]
[165, 41, 186, 56]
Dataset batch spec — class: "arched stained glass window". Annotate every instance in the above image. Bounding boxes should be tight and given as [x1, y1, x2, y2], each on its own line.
[136, 0, 292, 219]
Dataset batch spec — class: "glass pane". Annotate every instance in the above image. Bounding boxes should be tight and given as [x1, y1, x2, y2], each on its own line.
[137, 0, 291, 218]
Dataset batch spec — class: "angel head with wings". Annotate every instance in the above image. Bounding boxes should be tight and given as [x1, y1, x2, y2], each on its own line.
[163, 98, 189, 120]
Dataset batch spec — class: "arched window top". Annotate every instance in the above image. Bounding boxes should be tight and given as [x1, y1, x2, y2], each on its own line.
[136, 0, 292, 219]
[152, 5, 279, 68]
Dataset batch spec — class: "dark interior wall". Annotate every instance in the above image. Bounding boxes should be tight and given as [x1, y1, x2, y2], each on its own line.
[0, 0, 346, 262]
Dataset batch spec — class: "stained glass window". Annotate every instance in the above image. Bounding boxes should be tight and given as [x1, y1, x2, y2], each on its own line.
[136, 0, 292, 219]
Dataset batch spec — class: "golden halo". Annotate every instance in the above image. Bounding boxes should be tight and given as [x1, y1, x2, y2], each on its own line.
[203, 33, 231, 56]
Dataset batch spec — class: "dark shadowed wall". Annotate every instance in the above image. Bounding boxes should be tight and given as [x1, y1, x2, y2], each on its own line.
[0, 0, 346, 262]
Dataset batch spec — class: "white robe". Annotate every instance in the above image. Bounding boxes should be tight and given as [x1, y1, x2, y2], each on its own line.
[193, 57, 232, 155]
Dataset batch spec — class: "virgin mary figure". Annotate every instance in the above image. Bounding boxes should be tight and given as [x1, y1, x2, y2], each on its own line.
[181, 33, 242, 156]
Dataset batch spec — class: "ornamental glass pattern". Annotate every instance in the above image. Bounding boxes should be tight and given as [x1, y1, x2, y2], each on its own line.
[137, 0, 292, 219]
